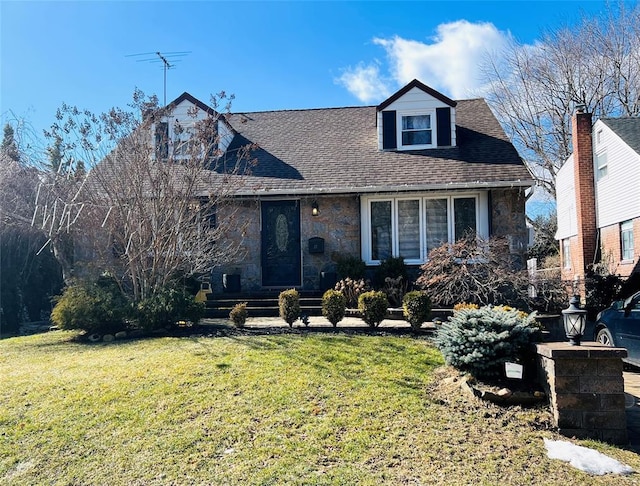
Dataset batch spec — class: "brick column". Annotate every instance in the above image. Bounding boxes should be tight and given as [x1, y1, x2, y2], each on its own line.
[536, 342, 628, 444]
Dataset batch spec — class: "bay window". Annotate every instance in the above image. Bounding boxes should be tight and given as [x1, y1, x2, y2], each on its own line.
[363, 193, 487, 264]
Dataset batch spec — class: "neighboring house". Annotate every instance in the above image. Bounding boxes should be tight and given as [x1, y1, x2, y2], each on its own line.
[152, 79, 534, 292]
[556, 108, 640, 290]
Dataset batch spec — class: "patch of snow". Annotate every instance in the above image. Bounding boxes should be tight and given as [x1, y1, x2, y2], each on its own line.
[544, 438, 634, 476]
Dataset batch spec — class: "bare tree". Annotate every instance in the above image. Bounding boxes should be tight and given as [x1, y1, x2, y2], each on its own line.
[39, 90, 256, 301]
[482, 2, 640, 197]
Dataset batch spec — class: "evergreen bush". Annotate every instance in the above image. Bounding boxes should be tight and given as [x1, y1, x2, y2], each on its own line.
[229, 302, 248, 328]
[279, 289, 300, 327]
[374, 256, 407, 288]
[135, 285, 204, 331]
[322, 289, 347, 327]
[335, 254, 366, 280]
[402, 291, 431, 330]
[358, 291, 388, 328]
[51, 277, 128, 335]
[434, 305, 541, 379]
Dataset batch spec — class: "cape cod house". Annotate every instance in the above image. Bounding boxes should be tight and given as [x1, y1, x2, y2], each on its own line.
[152, 79, 534, 292]
[556, 108, 640, 291]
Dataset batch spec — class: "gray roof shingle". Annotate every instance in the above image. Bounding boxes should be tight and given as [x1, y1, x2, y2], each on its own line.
[220, 98, 533, 195]
[601, 117, 640, 155]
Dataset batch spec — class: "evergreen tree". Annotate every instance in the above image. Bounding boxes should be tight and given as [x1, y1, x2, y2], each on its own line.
[1, 123, 20, 163]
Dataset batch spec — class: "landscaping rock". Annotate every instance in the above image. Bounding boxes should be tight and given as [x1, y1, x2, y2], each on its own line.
[103, 334, 115, 342]
[88, 333, 101, 342]
[115, 331, 127, 340]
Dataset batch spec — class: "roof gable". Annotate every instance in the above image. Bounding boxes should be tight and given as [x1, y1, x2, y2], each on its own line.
[169, 92, 217, 115]
[377, 79, 457, 111]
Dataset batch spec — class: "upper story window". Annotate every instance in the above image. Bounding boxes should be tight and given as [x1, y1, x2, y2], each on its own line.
[595, 149, 608, 180]
[155, 122, 169, 160]
[377, 80, 456, 151]
[401, 114, 432, 146]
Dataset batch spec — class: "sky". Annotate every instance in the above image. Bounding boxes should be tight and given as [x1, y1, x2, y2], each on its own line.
[0, 0, 617, 211]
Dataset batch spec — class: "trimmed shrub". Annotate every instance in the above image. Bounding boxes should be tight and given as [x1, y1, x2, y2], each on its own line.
[51, 277, 128, 335]
[229, 302, 248, 328]
[402, 291, 431, 330]
[434, 305, 541, 379]
[135, 285, 204, 331]
[322, 289, 347, 327]
[358, 291, 388, 328]
[335, 254, 366, 280]
[279, 289, 300, 327]
[374, 256, 408, 288]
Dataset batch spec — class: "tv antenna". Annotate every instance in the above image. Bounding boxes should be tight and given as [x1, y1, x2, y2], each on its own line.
[126, 51, 191, 105]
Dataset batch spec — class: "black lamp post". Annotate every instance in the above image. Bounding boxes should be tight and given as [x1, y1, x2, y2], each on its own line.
[562, 296, 587, 345]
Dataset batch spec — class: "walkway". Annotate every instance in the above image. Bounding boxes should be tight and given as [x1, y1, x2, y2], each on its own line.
[624, 368, 640, 452]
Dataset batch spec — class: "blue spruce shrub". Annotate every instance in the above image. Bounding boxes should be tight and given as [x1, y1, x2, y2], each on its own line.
[434, 305, 541, 379]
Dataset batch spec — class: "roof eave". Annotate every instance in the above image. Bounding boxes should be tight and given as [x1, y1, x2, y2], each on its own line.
[230, 180, 535, 197]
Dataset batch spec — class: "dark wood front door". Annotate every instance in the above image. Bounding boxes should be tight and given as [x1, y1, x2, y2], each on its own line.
[261, 200, 301, 287]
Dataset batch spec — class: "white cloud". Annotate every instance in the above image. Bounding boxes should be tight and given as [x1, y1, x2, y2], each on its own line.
[335, 62, 392, 104]
[338, 20, 511, 102]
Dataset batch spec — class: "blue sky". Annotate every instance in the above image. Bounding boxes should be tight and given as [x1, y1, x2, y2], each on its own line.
[2, 1, 611, 135]
[1, 0, 612, 213]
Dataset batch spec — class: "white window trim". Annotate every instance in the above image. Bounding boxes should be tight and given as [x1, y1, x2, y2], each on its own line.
[595, 148, 608, 180]
[361, 192, 488, 265]
[562, 239, 571, 269]
[621, 220, 634, 262]
[397, 110, 437, 150]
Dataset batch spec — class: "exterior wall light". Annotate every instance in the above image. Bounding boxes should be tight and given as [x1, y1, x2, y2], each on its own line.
[562, 295, 587, 345]
[312, 201, 319, 216]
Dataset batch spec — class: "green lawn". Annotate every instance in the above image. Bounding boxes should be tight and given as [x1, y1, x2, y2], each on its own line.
[1, 328, 638, 485]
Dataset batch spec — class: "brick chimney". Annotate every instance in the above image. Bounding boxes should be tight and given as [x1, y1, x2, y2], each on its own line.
[572, 105, 597, 276]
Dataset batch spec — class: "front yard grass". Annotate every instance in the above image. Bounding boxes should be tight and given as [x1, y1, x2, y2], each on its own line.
[1, 329, 639, 485]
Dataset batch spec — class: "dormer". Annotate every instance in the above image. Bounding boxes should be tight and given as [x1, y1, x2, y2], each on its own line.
[377, 79, 457, 151]
[149, 92, 234, 161]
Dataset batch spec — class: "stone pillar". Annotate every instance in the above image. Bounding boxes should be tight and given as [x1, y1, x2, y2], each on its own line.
[536, 342, 628, 444]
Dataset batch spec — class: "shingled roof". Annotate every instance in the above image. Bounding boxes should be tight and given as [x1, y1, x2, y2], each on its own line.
[601, 117, 640, 155]
[218, 98, 533, 196]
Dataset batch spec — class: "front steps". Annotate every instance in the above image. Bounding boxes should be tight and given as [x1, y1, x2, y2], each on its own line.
[204, 291, 323, 318]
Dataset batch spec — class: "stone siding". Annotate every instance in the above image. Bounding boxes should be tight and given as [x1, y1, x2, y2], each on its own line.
[490, 188, 529, 268]
[211, 196, 360, 292]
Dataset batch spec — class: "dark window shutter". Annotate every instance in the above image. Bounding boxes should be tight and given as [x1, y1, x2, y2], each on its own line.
[382, 111, 397, 149]
[436, 108, 451, 146]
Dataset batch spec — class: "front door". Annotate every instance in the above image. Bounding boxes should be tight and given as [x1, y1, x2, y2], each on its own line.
[261, 200, 301, 287]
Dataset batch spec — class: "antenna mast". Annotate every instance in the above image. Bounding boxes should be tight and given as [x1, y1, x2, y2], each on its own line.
[126, 51, 191, 105]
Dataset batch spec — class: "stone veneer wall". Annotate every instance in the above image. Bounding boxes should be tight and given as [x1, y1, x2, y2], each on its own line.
[536, 342, 628, 444]
[211, 195, 361, 292]
[490, 188, 529, 269]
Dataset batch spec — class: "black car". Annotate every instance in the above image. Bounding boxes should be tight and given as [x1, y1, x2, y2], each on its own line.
[595, 291, 640, 366]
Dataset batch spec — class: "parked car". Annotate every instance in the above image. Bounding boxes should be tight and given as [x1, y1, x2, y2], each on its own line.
[595, 291, 640, 366]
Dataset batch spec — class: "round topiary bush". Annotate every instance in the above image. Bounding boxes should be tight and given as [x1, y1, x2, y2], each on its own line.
[402, 290, 431, 330]
[229, 302, 248, 328]
[279, 289, 300, 327]
[434, 305, 541, 379]
[358, 290, 388, 328]
[322, 289, 347, 327]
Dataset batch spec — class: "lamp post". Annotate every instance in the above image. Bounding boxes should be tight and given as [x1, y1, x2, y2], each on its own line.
[562, 296, 587, 345]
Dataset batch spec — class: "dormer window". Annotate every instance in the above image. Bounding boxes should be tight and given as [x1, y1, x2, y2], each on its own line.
[377, 79, 456, 152]
[400, 113, 434, 148]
